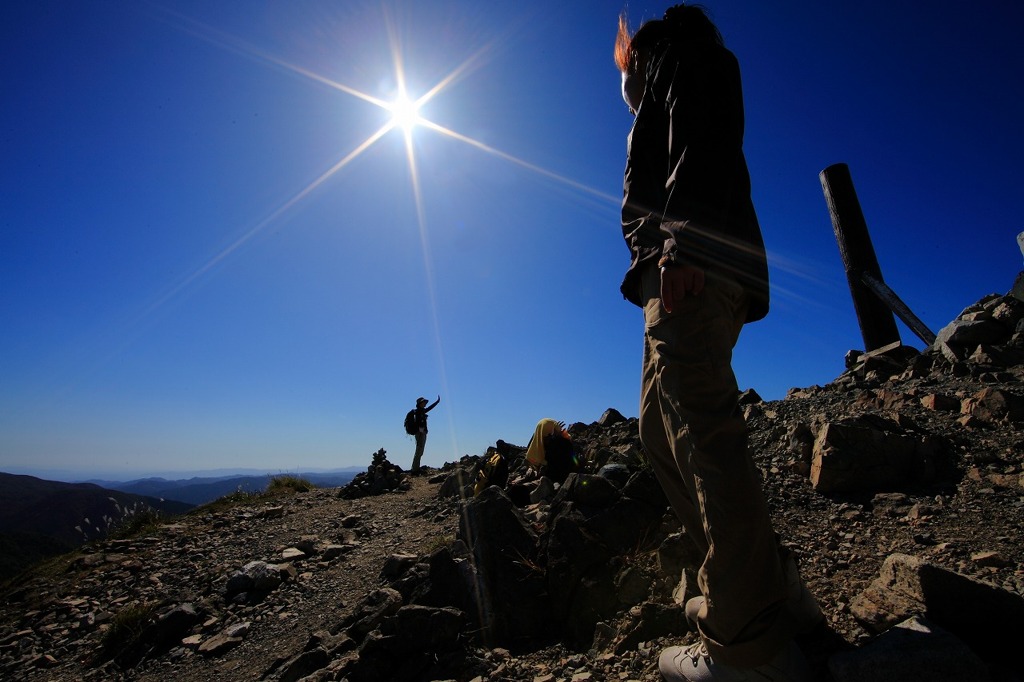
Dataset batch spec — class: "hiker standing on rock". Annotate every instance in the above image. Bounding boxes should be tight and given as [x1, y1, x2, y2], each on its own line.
[614, 5, 820, 682]
[408, 395, 439, 475]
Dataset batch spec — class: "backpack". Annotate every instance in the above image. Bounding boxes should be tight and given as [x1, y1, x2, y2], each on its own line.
[404, 410, 417, 435]
[474, 451, 509, 496]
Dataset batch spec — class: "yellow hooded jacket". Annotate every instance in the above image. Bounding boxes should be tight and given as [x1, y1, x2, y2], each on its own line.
[525, 418, 566, 468]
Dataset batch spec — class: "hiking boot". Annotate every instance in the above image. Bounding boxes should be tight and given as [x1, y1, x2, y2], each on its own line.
[659, 640, 811, 682]
[684, 552, 823, 635]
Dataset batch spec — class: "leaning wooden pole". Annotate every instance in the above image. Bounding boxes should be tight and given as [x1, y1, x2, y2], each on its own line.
[820, 163, 901, 351]
[859, 272, 936, 346]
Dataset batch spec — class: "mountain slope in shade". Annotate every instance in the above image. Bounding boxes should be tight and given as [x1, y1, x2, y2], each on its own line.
[0, 473, 194, 580]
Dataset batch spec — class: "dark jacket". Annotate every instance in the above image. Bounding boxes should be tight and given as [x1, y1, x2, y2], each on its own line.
[412, 397, 439, 434]
[411, 409, 429, 434]
[620, 39, 769, 323]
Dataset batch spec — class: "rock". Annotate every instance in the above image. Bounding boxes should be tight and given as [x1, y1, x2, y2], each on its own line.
[529, 477, 556, 503]
[391, 604, 464, 651]
[842, 342, 920, 381]
[609, 601, 688, 655]
[560, 474, 618, 508]
[198, 632, 243, 656]
[614, 565, 651, 605]
[849, 553, 1024, 668]
[392, 545, 461, 607]
[619, 468, 668, 508]
[785, 422, 814, 462]
[597, 408, 627, 426]
[919, 393, 960, 412]
[269, 629, 357, 682]
[145, 603, 203, 650]
[280, 547, 306, 561]
[656, 533, 702, 603]
[294, 536, 320, 554]
[437, 467, 475, 499]
[991, 296, 1024, 328]
[595, 463, 630, 488]
[738, 388, 763, 405]
[341, 588, 404, 640]
[347, 607, 483, 682]
[971, 551, 1011, 568]
[380, 553, 419, 580]
[961, 387, 1024, 422]
[31, 653, 58, 668]
[932, 318, 1007, 354]
[810, 417, 918, 493]
[276, 647, 330, 682]
[458, 486, 547, 645]
[224, 621, 251, 638]
[321, 544, 347, 560]
[225, 560, 286, 598]
[828, 616, 990, 682]
[1011, 271, 1024, 302]
[259, 506, 285, 520]
[542, 469, 665, 647]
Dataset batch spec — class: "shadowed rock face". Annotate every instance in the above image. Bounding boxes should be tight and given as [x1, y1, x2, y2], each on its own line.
[2, 283, 1023, 682]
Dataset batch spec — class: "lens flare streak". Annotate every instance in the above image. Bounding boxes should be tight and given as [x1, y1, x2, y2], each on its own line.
[148, 4, 615, 311]
[143, 4, 621, 464]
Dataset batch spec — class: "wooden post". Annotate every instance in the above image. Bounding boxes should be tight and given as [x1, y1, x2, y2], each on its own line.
[820, 163, 901, 351]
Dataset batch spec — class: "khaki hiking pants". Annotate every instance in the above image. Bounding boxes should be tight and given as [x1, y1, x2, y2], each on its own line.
[411, 432, 426, 473]
[638, 263, 788, 667]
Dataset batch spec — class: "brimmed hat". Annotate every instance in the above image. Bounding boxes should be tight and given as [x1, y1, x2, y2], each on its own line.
[416, 397, 428, 406]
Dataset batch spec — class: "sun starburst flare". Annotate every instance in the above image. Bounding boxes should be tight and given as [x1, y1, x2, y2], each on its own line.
[387, 90, 422, 133]
[131, 5, 622, 465]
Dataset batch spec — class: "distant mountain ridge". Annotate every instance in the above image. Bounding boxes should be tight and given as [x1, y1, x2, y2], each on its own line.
[86, 470, 361, 506]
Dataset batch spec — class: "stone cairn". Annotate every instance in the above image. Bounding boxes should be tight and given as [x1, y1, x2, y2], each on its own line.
[339, 449, 411, 500]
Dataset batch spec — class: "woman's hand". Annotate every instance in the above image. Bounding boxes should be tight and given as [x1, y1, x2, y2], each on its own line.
[660, 264, 705, 313]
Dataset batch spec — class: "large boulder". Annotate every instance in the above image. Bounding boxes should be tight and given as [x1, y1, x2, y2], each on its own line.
[809, 415, 951, 493]
[828, 616, 990, 682]
[850, 553, 1024, 668]
[457, 486, 548, 647]
[810, 417, 918, 493]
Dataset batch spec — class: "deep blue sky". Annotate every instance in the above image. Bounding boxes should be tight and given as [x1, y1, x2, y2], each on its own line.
[2, 1, 1022, 480]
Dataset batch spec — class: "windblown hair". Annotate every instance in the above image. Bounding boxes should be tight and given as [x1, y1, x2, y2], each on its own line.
[615, 4, 723, 74]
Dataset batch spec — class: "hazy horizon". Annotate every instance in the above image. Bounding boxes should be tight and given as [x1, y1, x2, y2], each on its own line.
[1, 464, 367, 485]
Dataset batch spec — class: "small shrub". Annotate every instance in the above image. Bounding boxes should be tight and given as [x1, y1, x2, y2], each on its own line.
[221, 487, 262, 504]
[426, 534, 455, 554]
[101, 602, 156, 659]
[107, 508, 164, 540]
[193, 475, 313, 515]
[199, 487, 262, 514]
[267, 474, 314, 494]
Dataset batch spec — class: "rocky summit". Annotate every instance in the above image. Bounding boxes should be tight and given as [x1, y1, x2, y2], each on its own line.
[2, 286, 1023, 682]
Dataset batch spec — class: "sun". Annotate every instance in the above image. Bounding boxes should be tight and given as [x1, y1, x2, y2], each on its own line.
[386, 90, 422, 133]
